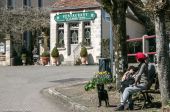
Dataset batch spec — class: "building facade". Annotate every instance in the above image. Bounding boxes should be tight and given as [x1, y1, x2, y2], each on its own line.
[50, 0, 145, 65]
[0, 0, 56, 65]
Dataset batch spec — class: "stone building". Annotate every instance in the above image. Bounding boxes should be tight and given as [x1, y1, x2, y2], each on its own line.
[0, 0, 56, 65]
[50, 0, 145, 65]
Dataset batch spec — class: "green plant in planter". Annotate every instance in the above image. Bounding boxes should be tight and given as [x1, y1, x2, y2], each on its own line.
[41, 51, 50, 57]
[51, 47, 59, 58]
[80, 47, 88, 57]
[84, 71, 113, 91]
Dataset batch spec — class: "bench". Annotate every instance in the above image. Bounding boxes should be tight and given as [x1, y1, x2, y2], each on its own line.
[140, 89, 160, 108]
[133, 73, 160, 109]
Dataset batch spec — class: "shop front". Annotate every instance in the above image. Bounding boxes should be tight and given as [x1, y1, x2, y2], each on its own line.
[50, 6, 103, 65]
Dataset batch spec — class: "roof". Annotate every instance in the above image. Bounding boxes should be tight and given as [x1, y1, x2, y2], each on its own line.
[126, 7, 141, 23]
[51, 0, 101, 11]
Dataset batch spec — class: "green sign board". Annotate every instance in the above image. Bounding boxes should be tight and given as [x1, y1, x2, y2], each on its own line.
[54, 11, 97, 22]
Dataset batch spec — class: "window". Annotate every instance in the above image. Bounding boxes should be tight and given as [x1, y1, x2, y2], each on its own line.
[23, 0, 31, 7]
[69, 23, 79, 44]
[83, 21, 91, 46]
[38, 0, 43, 8]
[70, 30, 78, 44]
[7, 0, 15, 9]
[56, 23, 64, 48]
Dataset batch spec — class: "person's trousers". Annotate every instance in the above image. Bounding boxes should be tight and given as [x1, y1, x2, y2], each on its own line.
[120, 83, 147, 105]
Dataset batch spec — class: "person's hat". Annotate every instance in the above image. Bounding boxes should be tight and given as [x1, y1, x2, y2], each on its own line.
[135, 52, 147, 62]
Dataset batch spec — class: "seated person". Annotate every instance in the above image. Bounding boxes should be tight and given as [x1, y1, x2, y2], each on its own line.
[115, 52, 149, 111]
[119, 66, 137, 93]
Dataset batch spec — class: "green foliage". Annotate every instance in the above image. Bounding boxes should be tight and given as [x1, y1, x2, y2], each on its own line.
[84, 71, 113, 91]
[0, 7, 50, 33]
[80, 47, 88, 57]
[51, 47, 59, 57]
[41, 51, 50, 57]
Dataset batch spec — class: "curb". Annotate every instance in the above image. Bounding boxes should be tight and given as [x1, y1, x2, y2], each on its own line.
[43, 81, 91, 112]
[47, 87, 90, 112]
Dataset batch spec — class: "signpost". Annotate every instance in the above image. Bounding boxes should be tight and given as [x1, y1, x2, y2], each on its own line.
[54, 11, 97, 22]
[104, 12, 114, 76]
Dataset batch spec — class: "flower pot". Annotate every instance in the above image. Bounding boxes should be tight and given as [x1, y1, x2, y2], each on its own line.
[81, 57, 88, 64]
[51, 57, 59, 65]
[41, 57, 49, 65]
[22, 59, 26, 66]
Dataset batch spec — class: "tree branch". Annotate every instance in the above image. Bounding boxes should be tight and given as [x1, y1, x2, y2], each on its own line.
[101, 0, 116, 14]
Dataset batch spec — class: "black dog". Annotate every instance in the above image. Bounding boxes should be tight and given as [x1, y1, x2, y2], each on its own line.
[97, 84, 109, 107]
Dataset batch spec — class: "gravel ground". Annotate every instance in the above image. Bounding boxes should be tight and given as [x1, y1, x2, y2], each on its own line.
[50, 82, 162, 112]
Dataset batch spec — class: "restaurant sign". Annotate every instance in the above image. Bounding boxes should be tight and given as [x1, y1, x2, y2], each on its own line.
[54, 11, 97, 22]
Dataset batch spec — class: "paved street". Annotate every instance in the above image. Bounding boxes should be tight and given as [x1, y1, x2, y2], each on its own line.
[0, 65, 98, 112]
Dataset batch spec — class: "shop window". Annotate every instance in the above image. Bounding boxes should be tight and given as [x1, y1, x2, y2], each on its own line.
[56, 23, 64, 48]
[70, 30, 78, 44]
[7, 0, 15, 9]
[83, 22, 91, 46]
[69, 23, 79, 44]
[70, 23, 79, 29]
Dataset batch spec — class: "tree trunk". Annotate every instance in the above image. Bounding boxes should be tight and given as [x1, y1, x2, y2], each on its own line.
[111, 1, 128, 89]
[155, 10, 170, 107]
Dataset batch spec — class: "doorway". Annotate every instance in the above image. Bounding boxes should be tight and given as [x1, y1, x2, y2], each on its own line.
[68, 23, 79, 56]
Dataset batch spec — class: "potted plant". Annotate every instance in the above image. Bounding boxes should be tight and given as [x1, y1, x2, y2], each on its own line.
[80, 47, 88, 64]
[51, 47, 59, 65]
[21, 53, 27, 65]
[41, 51, 50, 65]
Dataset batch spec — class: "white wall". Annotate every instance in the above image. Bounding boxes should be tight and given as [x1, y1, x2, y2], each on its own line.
[126, 17, 145, 38]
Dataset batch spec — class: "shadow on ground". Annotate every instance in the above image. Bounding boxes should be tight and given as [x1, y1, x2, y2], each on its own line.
[48, 80, 162, 112]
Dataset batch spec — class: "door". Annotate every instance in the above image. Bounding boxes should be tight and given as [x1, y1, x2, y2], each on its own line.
[68, 23, 79, 56]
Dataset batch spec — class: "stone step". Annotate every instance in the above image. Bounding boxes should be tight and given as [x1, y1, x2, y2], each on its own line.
[0, 61, 7, 66]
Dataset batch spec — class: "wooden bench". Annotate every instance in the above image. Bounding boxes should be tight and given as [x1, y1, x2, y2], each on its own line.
[133, 75, 160, 109]
[140, 89, 160, 108]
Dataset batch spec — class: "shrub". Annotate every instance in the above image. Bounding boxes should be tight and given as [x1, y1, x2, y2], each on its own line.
[80, 47, 88, 57]
[41, 51, 50, 57]
[51, 47, 59, 57]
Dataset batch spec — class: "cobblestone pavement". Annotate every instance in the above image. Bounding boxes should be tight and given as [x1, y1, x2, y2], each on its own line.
[0, 65, 98, 112]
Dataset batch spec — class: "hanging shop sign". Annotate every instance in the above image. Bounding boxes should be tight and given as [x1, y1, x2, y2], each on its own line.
[54, 11, 97, 22]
